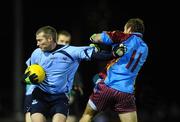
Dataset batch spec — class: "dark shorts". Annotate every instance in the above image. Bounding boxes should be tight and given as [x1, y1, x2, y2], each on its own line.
[89, 81, 136, 113]
[24, 94, 32, 113]
[31, 87, 69, 117]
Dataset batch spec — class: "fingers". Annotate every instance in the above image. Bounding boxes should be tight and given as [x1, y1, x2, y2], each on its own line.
[120, 44, 127, 53]
[89, 43, 100, 52]
[25, 71, 30, 76]
[31, 73, 38, 79]
[29, 73, 39, 84]
[113, 43, 127, 57]
[90, 34, 97, 42]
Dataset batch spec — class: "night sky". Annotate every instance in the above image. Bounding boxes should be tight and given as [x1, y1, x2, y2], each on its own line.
[0, 0, 179, 121]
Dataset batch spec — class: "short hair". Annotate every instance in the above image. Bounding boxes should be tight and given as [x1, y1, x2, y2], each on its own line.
[36, 26, 57, 42]
[58, 30, 71, 39]
[125, 18, 145, 34]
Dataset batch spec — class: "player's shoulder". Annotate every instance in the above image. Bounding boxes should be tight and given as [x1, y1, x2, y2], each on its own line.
[139, 38, 148, 48]
[31, 48, 42, 56]
[33, 48, 41, 53]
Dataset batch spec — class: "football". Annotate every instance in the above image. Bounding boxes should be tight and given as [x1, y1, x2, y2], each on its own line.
[25, 64, 45, 83]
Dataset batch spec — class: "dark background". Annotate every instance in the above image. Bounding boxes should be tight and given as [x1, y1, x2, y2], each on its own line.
[0, 0, 179, 121]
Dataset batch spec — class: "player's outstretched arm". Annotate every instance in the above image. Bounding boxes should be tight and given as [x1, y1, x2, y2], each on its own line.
[91, 43, 127, 61]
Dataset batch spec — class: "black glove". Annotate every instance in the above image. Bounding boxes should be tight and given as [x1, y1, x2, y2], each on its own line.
[22, 71, 38, 84]
[113, 43, 127, 57]
[89, 43, 100, 52]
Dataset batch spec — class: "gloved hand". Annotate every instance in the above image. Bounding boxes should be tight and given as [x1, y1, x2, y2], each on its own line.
[89, 43, 100, 52]
[89, 34, 96, 42]
[113, 43, 127, 57]
[22, 71, 38, 84]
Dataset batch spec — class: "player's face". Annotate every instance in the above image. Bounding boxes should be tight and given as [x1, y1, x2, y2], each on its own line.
[36, 32, 53, 51]
[57, 35, 71, 45]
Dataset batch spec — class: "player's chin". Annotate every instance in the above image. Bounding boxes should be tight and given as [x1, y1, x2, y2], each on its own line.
[39, 47, 47, 51]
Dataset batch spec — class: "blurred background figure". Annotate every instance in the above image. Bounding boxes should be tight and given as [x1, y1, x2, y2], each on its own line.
[57, 30, 71, 45]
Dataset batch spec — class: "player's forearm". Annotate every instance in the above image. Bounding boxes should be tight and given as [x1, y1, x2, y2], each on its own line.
[91, 50, 115, 61]
[91, 43, 127, 61]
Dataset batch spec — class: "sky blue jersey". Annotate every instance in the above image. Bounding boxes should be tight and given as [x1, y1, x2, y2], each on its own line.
[26, 45, 94, 94]
[101, 31, 148, 93]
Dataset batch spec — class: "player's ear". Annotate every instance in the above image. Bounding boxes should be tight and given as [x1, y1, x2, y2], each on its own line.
[124, 26, 132, 34]
[127, 27, 132, 33]
[47, 36, 53, 42]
